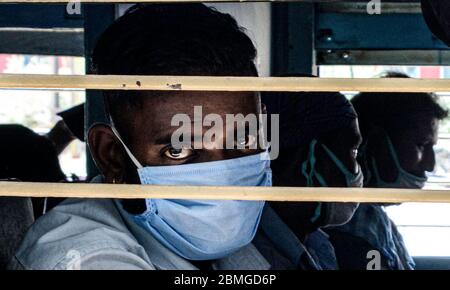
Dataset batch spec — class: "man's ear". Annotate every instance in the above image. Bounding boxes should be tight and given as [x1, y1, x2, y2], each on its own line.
[261, 103, 268, 114]
[87, 123, 127, 183]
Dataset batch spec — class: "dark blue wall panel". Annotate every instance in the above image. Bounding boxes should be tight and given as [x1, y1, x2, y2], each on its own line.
[316, 13, 448, 50]
[0, 4, 83, 28]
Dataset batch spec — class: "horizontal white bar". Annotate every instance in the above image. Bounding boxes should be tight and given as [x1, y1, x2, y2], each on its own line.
[0, 74, 449, 92]
[1, 182, 450, 203]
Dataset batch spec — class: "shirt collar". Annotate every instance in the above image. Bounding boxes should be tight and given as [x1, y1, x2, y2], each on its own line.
[259, 204, 316, 267]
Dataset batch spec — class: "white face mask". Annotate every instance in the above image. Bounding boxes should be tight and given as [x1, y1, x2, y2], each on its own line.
[365, 134, 427, 189]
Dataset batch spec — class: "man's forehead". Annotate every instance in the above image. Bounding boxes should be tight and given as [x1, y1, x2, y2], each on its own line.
[140, 91, 259, 117]
[402, 115, 440, 141]
[126, 91, 261, 146]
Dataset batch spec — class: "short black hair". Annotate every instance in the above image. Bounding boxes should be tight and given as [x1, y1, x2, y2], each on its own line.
[351, 72, 448, 138]
[92, 4, 258, 139]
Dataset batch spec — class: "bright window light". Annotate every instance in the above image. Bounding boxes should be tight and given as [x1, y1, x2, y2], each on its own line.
[0, 54, 86, 179]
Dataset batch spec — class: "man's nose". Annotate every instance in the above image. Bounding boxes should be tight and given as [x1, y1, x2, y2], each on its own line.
[423, 147, 436, 172]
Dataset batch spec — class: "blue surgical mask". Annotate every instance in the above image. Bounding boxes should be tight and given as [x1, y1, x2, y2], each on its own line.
[110, 125, 271, 261]
[368, 134, 427, 189]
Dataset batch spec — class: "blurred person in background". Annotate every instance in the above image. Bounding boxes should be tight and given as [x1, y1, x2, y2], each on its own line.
[327, 72, 448, 270]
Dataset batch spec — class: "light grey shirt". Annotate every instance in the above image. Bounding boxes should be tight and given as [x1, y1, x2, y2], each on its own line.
[9, 197, 270, 270]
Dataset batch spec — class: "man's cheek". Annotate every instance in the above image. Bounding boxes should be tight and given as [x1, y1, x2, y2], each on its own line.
[400, 146, 422, 173]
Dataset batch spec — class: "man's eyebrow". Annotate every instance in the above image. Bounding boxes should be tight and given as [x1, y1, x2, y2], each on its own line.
[154, 131, 174, 144]
[154, 127, 203, 145]
[155, 121, 196, 144]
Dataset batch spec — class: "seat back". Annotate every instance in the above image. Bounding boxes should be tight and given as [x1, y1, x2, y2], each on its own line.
[0, 197, 34, 269]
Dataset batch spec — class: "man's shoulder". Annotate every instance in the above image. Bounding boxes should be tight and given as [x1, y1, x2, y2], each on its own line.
[12, 198, 153, 270]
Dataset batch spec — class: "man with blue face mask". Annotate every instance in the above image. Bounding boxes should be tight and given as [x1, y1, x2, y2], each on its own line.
[253, 89, 363, 270]
[326, 72, 448, 270]
[9, 4, 272, 270]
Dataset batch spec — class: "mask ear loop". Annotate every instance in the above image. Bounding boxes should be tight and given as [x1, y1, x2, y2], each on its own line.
[384, 134, 427, 182]
[309, 140, 328, 187]
[321, 144, 358, 176]
[364, 126, 397, 185]
[384, 134, 403, 171]
[42, 197, 48, 214]
[301, 140, 317, 186]
[301, 140, 326, 223]
[301, 139, 328, 187]
[368, 129, 401, 185]
[109, 117, 144, 170]
[320, 143, 362, 184]
[104, 93, 144, 170]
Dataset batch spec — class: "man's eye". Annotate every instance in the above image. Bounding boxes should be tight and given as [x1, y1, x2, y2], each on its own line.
[236, 134, 257, 149]
[351, 148, 358, 159]
[163, 147, 193, 160]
